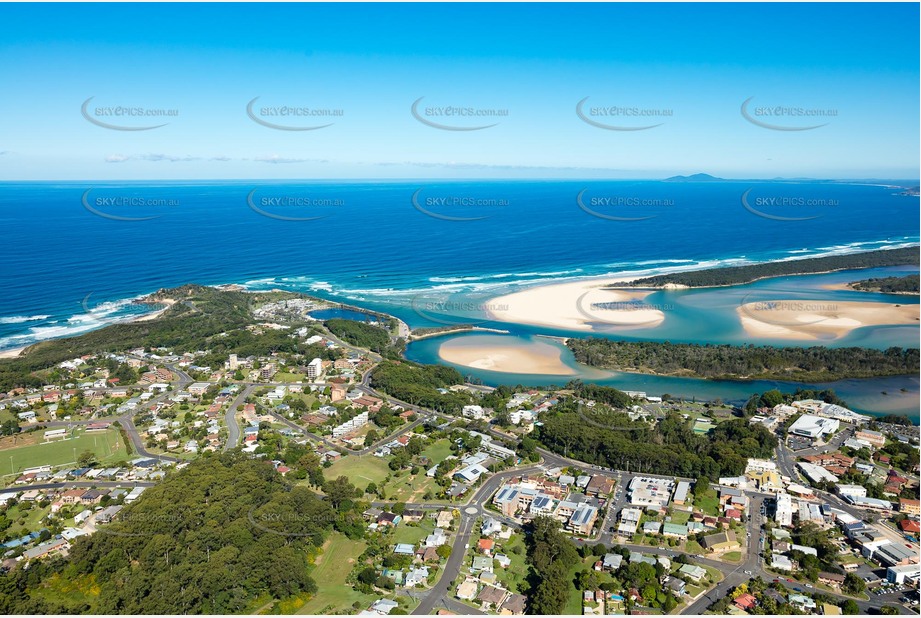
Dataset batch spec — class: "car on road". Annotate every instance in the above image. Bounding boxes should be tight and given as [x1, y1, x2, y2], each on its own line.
[774, 579, 781, 583]
[805, 584, 814, 589]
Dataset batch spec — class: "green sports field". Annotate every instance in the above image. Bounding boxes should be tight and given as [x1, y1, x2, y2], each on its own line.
[0, 428, 127, 476]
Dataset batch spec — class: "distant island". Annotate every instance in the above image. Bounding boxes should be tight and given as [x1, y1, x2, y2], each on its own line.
[628, 246, 919, 288]
[662, 173, 724, 182]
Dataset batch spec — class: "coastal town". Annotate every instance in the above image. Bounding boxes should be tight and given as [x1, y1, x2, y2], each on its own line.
[0, 287, 917, 616]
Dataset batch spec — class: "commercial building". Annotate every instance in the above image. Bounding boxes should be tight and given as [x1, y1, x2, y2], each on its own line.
[672, 481, 691, 505]
[854, 429, 886, 449]
[788, 414, 840, 440]
[628, 476, 674, 508]
[887, 564, 921, 585]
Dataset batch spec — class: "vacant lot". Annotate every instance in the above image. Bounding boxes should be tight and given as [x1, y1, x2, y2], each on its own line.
[296, 533, 374, 615]
[325, 455, 391, 490]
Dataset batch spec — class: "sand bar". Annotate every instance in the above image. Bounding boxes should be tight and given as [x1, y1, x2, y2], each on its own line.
[438, 335, 578, 375]
[737, 299, 919, 341]
[488, 278, 666, 332]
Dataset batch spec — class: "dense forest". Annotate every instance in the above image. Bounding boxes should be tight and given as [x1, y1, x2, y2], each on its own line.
[848, 274, 919, 294]
[0, 453, 342, 613]
[567, 338, 919, 382]
[628, 247, 918, 287]
[368, 360, 471, 412]
[536, 398, 777, 478]
[524, 516, 580, 615]
[324, 318, 392, 353]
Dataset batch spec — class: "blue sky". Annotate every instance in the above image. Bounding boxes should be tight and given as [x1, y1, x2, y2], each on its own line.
[0, 2, 918, 180]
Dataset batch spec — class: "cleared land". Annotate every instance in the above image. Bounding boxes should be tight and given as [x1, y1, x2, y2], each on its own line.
[296, 533, 375, 615]
[325, 455, 391, 489]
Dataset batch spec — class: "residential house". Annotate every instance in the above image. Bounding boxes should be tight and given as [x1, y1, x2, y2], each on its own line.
[471, 556, 493, 573]
[700, 530, 739, 553]
[499, 593, 527, 615]
[733, 593, 757, 611]
[477, 585, 508, 610]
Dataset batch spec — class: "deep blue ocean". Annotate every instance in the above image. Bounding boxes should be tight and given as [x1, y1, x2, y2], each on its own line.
[1, 180, 918, 417]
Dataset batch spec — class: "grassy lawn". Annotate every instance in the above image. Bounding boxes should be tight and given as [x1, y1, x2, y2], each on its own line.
[494, 533, 530, 595]
[392, 519, 435, 546]
[692, 420, 715, 434]
[420, 439, 454, 464]
[296, 533, 374, 615]
[696, 488, 719, 516]
[383, 469, 445, 503]
[274, 372, 307, 383]
[722, 551, 742, 562]
[562, 554, 624, 616]
[325, 455, 391, 489]
[0, 428, 126, 476]
[701, 564, 724, 583]
[669, 511, 691, 525]
[4, 502, 52, 538]
[684, 540, 704, 555]
[563, 559, 586, 616]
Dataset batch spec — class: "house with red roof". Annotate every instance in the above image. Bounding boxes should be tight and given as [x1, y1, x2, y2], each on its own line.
[899, 519, 920, 534]
[733, 593, 757, 611]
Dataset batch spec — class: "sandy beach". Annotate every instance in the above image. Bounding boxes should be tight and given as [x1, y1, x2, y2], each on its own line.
[0, 346, 26, 359]
[737, 300, 919, 341]
[488, 278, 667, 332]
[438, 335, 579, 375]
[133, 299, 177, 322]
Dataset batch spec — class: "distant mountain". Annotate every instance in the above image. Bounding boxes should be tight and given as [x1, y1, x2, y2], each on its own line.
[662, 173, 724, 182]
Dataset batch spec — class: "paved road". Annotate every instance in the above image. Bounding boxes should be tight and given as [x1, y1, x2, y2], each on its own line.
[6, 480, 156, 492]
[223, 384, 255, 451]
[412, 464, 544, 615]
[37, 410, 179, 464]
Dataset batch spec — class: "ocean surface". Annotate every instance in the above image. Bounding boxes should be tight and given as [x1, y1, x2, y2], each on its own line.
[1, 180, 918, 417]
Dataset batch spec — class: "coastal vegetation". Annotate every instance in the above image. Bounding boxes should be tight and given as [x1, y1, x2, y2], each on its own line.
[324, 318, 392, 353]
[567, 338, 919, 382]
[0, 285, 292, 392]
[368, 360, 470, 413]
[848, 274, 919, 294]
[0, 453, 349, 613]
[628, 247, 918, 287]
[535, 396, 777, 478]
[524, 516, 580, 615]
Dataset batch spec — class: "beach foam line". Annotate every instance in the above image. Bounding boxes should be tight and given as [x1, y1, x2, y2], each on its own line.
[0, 314, 50, 324]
